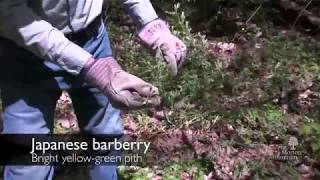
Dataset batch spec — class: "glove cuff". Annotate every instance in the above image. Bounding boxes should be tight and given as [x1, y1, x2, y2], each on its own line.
[81, 57, 122, 85]
[138, 19, 171, 46]
[82, 57, 96, 74]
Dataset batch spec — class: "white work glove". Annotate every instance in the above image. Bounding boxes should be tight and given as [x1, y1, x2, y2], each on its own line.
[138, 19, 187, 77]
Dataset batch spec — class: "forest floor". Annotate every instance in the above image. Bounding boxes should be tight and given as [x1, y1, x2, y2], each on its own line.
[52, 13, 320, 179]
[1, 2, 320, 180]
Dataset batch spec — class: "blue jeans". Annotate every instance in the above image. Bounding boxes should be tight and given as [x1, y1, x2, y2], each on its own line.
[0, 18, 122, 180]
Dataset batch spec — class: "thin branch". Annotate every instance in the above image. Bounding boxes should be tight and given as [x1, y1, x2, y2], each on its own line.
[245, 4, 262, 25]
[293, 0, 313, 26]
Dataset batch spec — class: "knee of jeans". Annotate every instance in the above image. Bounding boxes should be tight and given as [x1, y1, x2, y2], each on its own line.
[84, 106, 123, 135]
[4, 166, 54, 180]
[89, 165, 118, 180]
[2, 104, 51, 134]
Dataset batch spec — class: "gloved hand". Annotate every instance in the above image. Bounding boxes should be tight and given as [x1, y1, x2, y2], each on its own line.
[81, 57, 160, 110]
[138, 19, 187, 77]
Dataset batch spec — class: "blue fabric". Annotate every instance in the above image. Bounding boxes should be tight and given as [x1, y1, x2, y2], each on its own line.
[0, 19, 122, 180]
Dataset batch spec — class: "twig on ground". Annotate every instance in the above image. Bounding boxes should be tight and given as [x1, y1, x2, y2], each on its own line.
[245, 4, 262, 25]
[293, 0, 314, 26]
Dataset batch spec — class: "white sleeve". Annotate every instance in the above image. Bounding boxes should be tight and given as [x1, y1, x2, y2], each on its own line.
[0, 0, 92, 75]
[121, 0, 159, 26]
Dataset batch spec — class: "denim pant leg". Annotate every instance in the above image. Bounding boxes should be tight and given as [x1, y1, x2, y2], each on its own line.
[3, 166, 54, 180]
[1, 85, 60, 180]
[68, 87, 121, 180]
[68, 21, 122, 180]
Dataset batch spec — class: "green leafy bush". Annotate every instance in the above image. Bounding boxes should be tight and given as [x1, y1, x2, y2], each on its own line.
[106, 0, 320, 178]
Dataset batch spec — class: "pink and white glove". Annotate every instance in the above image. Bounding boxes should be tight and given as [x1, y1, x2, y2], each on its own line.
[81, 57, 160, 110]
[138, 19, 187, 77]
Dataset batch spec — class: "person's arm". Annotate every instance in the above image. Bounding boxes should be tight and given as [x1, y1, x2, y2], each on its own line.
[0, 0, 92, 75]
[0, 0, 160, 110]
